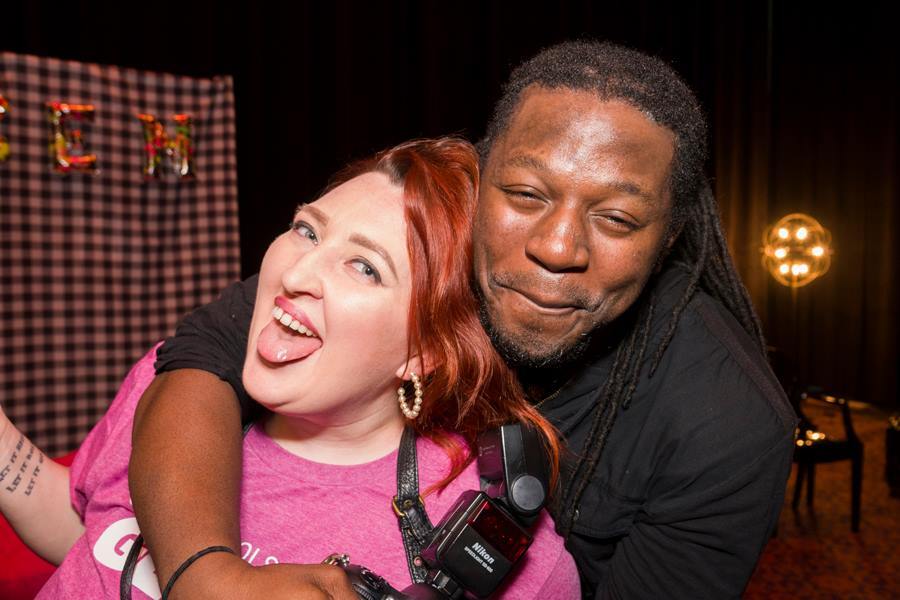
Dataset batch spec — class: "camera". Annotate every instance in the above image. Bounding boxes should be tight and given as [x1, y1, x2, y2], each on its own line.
[327, 423, 550, 599]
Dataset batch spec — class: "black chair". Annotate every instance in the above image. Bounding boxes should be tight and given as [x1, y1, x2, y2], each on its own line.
[791, 386, 864, 532]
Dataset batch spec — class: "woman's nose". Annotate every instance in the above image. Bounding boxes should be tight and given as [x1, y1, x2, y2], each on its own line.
[280, 247, 325, 299]
[524, 206, 590, 273]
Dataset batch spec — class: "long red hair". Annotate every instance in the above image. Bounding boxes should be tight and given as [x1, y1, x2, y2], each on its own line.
[327, 137, 560, 493]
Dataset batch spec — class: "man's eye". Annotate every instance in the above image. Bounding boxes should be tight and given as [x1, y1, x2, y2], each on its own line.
[350, 259, 381, 284]
[595, 214, 638, 232]
[290, 221, 318, 244]
[504, 188, 542, 201]
[501, 188, 548, 211]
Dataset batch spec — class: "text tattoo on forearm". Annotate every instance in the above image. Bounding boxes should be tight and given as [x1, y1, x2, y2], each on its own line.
[0, 434, 45, 496]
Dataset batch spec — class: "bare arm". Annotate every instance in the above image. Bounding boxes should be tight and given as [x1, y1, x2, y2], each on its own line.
[130, 370, 355, 599]
[129, 369, 244, 597]
[0, 407, 84, 564]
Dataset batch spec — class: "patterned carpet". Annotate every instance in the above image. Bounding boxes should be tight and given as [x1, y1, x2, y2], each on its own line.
[745, 402, 900, 599]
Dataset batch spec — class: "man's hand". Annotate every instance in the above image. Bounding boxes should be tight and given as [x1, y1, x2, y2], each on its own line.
[167, 550, 358, 600]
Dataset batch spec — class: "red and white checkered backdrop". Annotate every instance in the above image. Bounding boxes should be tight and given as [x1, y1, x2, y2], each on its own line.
[0, 52, 241, 455]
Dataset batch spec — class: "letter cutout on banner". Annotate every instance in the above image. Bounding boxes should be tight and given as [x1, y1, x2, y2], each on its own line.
[0, 94, 9, 162]
[137, 113, 195, 179]
[47, 101, 98, 173]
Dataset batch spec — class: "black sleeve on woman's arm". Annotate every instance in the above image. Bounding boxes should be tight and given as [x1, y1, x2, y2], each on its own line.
[154, 275, 259, 422]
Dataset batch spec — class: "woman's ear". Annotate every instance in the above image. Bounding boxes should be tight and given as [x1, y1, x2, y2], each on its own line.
[394, 353, 436, 381]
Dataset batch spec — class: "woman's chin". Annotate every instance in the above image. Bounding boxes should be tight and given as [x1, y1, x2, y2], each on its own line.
[243, 356, 309, 408]
[244, 385, 303, 416]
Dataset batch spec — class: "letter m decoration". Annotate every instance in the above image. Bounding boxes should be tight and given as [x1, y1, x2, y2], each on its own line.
[137, 113, 195, 179]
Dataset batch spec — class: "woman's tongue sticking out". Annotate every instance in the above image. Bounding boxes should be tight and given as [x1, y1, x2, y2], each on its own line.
[256, 312, 323, 363]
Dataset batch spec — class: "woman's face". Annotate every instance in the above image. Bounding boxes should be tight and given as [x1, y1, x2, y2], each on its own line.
[243, 172, 413, 424]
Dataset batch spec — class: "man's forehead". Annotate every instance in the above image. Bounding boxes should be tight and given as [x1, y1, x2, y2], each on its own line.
[504, 89, 671, 148]
[487, 88, 675, 191]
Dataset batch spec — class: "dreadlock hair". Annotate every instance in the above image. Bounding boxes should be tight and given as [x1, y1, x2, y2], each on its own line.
[476, 40, 767, 538]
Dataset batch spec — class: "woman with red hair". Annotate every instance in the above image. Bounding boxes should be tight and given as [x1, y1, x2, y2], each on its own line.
[1, 137, 579, 598]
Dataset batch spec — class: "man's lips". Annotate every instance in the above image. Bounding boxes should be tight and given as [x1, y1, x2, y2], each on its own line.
[498, 284, 582, 315]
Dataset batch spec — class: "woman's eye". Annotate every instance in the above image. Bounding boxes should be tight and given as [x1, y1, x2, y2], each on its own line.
[290, 221, 318, 244]
[350, 259, 381, 284]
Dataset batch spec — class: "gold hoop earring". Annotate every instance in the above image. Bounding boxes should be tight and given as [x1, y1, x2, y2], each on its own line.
[398, 372, 423, 420]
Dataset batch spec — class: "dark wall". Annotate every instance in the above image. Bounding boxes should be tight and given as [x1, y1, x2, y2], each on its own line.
[710, 3, 899, 408]
[3, 1, 897, 408]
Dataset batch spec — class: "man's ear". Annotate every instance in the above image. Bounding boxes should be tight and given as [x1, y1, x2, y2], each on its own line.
[653, 219, 684, 274]
[394, 353, 436, 381]
[665, 219, 684, 250]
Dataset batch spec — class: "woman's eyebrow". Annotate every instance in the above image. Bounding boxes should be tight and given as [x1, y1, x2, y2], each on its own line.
[349, 233, 397, 278]
[296, 204, 330, 225]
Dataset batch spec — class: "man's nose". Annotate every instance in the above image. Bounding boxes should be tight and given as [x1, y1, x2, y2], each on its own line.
[280, 247, 325, 299]
[524, 205, 590, 272]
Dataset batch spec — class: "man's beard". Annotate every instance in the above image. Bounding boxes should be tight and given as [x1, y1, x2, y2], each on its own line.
[473, 282, 594, 370]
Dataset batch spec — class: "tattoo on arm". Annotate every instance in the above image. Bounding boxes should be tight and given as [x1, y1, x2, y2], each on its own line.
[1, 434, 46, 496]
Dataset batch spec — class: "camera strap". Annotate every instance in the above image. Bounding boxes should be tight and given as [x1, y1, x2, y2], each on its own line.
[392, 425, 434, 584]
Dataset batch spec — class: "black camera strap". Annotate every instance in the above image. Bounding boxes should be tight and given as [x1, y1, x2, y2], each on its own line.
[392, 425, 434, 584]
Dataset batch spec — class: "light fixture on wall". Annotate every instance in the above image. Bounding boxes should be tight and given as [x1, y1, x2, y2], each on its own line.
[762, 213, 833, 288]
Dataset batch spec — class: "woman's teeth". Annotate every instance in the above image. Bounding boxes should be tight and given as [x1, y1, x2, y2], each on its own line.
[272, 306, 317, 337]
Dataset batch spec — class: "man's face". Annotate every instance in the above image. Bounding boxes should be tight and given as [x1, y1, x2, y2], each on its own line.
[473, 87, 676, 368]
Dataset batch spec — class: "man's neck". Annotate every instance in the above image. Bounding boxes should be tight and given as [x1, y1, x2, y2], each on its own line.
[517, 363, 583, 403]
[515, 301, 640, 404]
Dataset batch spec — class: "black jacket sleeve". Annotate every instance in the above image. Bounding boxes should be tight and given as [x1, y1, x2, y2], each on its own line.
[595, 299, 797, 599]
[558, 292, 798, 600]
[598, 428, 794, 599]
[154, 275, 259, 422]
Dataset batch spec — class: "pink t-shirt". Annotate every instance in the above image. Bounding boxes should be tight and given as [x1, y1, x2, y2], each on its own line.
[39, 349, 580, 599]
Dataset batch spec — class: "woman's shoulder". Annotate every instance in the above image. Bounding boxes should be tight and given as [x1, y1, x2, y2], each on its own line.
[74, 345, 159, 462]
[415, 433, 480, 514]
[415, 432, 473, 476]
[70, 346, 161, 512]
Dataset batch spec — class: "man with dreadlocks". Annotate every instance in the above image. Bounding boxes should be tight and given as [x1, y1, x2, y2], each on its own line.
[126, 41, 796, 598]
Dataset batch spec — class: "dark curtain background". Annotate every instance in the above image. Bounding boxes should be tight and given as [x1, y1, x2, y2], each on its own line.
[3, 1, 897, 409]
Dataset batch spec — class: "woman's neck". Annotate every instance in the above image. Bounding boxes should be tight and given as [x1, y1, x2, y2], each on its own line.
[263, 398, 405, 465]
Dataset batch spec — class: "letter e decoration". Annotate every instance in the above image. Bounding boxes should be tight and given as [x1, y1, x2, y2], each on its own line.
[46, 101, 98, 173]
